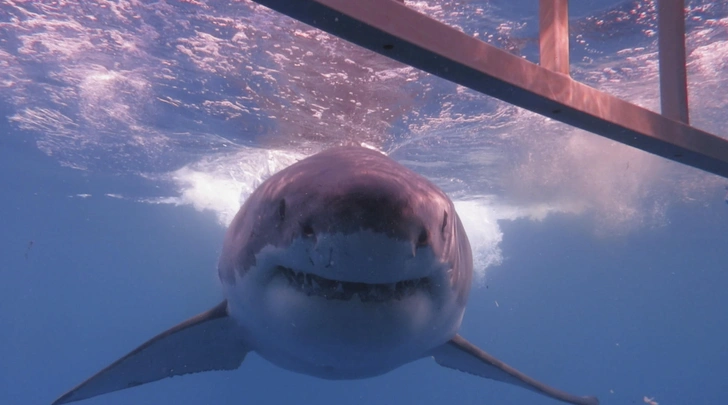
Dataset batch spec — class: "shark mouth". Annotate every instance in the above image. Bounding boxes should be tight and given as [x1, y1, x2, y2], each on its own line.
[277, 266, 431, 302]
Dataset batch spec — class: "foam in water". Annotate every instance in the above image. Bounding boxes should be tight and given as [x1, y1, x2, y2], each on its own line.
[156, 148, 304, 225]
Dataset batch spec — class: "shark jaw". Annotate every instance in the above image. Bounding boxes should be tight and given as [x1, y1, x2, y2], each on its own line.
[224, 231, 465, 379]
[276, 265, 433, 303]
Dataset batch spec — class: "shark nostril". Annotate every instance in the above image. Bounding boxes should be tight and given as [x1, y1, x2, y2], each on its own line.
[302, 224, 315, 238]
[278, 199, 286, 221]
[416, 229, 429, 247]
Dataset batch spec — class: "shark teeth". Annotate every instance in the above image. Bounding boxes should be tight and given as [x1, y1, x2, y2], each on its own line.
[277, 266, 431, 302]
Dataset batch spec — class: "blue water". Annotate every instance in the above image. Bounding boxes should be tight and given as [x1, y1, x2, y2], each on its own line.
[2, 0, 728, 404]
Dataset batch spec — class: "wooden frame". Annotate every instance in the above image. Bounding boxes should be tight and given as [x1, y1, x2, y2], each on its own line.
[251, 0, 728, 179]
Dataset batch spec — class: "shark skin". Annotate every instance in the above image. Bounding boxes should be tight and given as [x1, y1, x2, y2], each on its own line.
[52, 146, 599, 405]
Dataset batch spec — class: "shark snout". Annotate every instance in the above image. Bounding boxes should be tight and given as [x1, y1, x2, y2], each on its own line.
[296, 230, 438, 285]
[297, 181, 428, 240]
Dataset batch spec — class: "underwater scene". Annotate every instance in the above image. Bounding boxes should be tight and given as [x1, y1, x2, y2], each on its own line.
[2, 0, 728, 404]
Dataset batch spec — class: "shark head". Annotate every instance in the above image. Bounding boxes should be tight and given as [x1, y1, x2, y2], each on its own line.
[218, 146, 473, 378]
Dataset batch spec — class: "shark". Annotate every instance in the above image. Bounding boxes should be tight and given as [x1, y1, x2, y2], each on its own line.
[53, 146, 599, 405]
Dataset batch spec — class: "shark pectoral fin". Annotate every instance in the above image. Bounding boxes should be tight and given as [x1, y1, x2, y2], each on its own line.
[52, 301, 248, 405]
[430, 334, 599, 405]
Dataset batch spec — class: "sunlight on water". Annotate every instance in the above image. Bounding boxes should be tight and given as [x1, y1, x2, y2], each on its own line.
[2, 0, 728, 273]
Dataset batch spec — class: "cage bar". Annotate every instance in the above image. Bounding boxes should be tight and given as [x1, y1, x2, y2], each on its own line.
[251, 0, 728, 178]
[539, 0, 570, 75]
[657, 0, 690, 124]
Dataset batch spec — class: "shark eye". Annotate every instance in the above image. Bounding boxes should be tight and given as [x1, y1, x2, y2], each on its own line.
[302, 224, 315, 238]
[416, 229, 429, 247]
[441, 211, 449, 235]
[278, 199, 286, 221]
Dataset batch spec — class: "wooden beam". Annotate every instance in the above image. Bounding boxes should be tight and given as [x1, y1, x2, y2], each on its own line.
[539, 0, 570, 75]
[251, 0, 728, 178]
[657, 0, 690, 123]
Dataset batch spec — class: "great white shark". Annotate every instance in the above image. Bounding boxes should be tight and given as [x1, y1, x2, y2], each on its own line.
[53, 146, 599, 405]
